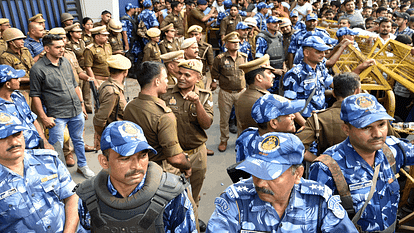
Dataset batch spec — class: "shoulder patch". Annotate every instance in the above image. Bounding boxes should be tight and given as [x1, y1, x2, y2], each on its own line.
[328, 195, 346, 219]
[155, 100, 172, 113]
[300, 179, 332, 200]
[214, 197, 230, 212]
[217, 53, 225, 59]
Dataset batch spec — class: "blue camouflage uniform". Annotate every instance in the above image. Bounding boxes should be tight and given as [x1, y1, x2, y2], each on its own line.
[283, 59, 333, 117]
[293, 21, 307, 30]
[77, 174, 197, 232]
[24, 37, 43, 58]
[309, 136, 414, 232]
[235, 127, 259, 162]
[207, 177, 358, 232]
[239, 40, 253, 61]
[121, 14, 142, 60]
[0, 91, 41, 148]
[138, 9, 159, 45]
[254, 12, 267, 31]
[309, 93, 414, 232]
[0, 149, 77, 232]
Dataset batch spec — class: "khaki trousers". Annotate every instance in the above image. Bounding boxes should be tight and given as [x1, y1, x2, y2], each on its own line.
[218, 88, 244, 142]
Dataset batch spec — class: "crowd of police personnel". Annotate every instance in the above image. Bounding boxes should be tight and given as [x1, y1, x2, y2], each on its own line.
[1, 0, 414, 232]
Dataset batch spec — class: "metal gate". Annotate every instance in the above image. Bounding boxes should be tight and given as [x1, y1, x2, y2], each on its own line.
[0, 0, 83, 33]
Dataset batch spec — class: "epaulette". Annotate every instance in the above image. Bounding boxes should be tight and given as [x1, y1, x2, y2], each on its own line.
[155, 99, 172, 113]
[26, 149, 59, 162]
[86, 43, 94, 49]
[299, 179, 331, 201]
[240, 52, 248, 57]
[225, 179, 256, 200]
[217, 53, 225, 59]
[159, 39, 165, 44]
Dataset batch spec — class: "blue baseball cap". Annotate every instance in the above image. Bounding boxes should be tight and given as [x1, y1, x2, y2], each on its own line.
[252, 94, 305, 124]
[236, 132, 304, 180]
[257, 2, 269, 10]
[306, 13, 318, 21]
[224, 0, 232, 8]
[100, 121, 157, 156]
[236, 22, 251, 30]
[197, 0, 208, 5]
[340, 93, 394, 128]
[0, 65, 25, 84]
[302, 36, 331, 51]
[267, 16, 282, 24]
[290, 11, 298, 17]
[125, 3, 137, 10]
[336, 27, 359, 37]
[0, 112, 28, 140]
[143, 0, 152, 7]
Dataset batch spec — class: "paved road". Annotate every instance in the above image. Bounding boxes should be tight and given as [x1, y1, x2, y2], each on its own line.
[69, 77, 237, 223]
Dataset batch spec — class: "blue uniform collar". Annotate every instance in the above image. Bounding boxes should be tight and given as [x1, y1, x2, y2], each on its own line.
[107, 173, 147, 198]
[343, 138, 386, 173]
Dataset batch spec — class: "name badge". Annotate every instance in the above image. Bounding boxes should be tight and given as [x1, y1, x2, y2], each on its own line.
[41, 174, 58, 183]
[349, 180, 372, 191]
[0, 188, 17, 201]
[304, 78, 316, 84]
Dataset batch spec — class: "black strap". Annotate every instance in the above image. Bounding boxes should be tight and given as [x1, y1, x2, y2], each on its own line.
[138, 190, 169, 229]
[85, 194, 107, 228]
[299, 87, 316, 115]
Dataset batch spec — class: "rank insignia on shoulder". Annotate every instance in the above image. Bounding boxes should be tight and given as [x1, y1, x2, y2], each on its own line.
[169, 97, 177, 105]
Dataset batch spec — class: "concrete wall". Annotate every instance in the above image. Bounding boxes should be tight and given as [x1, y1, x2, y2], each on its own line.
[80, 0, 120, 23]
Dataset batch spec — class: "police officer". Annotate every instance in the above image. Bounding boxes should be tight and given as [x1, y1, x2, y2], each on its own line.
[160, 1, 185, 39]
[94, 10, 112, 28]
[159, 23, 180, 54]
[65, 23, 92, 112]
[309, 93, 414, 232]
[187, 25, 214, 88]
[256, 16, 285, 94]
[138, 0, 160, 46]
[207, 132, 358, 232]
[220, 4, 243, 41]
[283, 36, 333, 127]
[236, 94, 305, 162]
[160, 50, 185, 85]
[28, 13, 46, 29]
[142, 28, 161, 62]
[235, 55, 274, 135]
[162, 59, 213, 230]
[60, 12, 74, 27]
[253, 2, 271, 31]
[93, 55, 130, 149]
[124, 61, 192, 177]
[244, 17, 258, 58]
[211, 32, 247, 152]
[182, 37, 199, 60]
[0, 65, 53, 150]
[0, 28, 34, 104]
[0, 112, 79, 232]
[77, 121, 197, 232]
[107, 19, 125, 55]
[235, 22, 253, 61]
[0, 18, 10, 54]
[121, 3, 139, 59]
[84, 25, 112, 85]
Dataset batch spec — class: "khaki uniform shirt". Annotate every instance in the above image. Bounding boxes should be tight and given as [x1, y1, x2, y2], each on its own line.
[283, 29, 295, 62]
[83, 42, 112, 77]
[297, 100, 400, 155]
[64, 49, 83, 84]
[159, 37, 180, 54]
[160, 12, 185, 36]
[108, 33, 124, 53]
[143, 42, 161, 62]
[124, 93, 183, 164]
[235, 84, 269, 133]
[211, 51, 247, 90]
[82, 31, 93, 46]
[0, 39, 7, 55]
[0, 47, 34, 90]
[66, 38, 86, 68]
[198, 41, 214, 75]
[162, 85, 214, 150]
[188, 8, 207, 32]
[93, 79, 126, 135]
[220, 15, 243, 36]
[167, 72, 178, 85]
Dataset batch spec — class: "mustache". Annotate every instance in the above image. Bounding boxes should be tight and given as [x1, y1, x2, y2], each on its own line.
[124, 169, 145, 178]
[368, 137, 384, 143]
[255, 186, 275, 196]
[6, 145, 22, 152]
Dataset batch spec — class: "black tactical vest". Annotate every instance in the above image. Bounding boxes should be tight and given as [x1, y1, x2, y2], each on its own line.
[76, 161, 189, 233]
[256, 31, 285, 69]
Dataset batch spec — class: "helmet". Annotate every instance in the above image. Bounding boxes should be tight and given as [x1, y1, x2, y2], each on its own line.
[3, 28, 26, 42]
[61, 13, 74, 23]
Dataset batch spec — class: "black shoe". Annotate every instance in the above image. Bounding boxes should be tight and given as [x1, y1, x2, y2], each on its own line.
[229, 122, 237, 134]
[199, 219, 207, 232]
